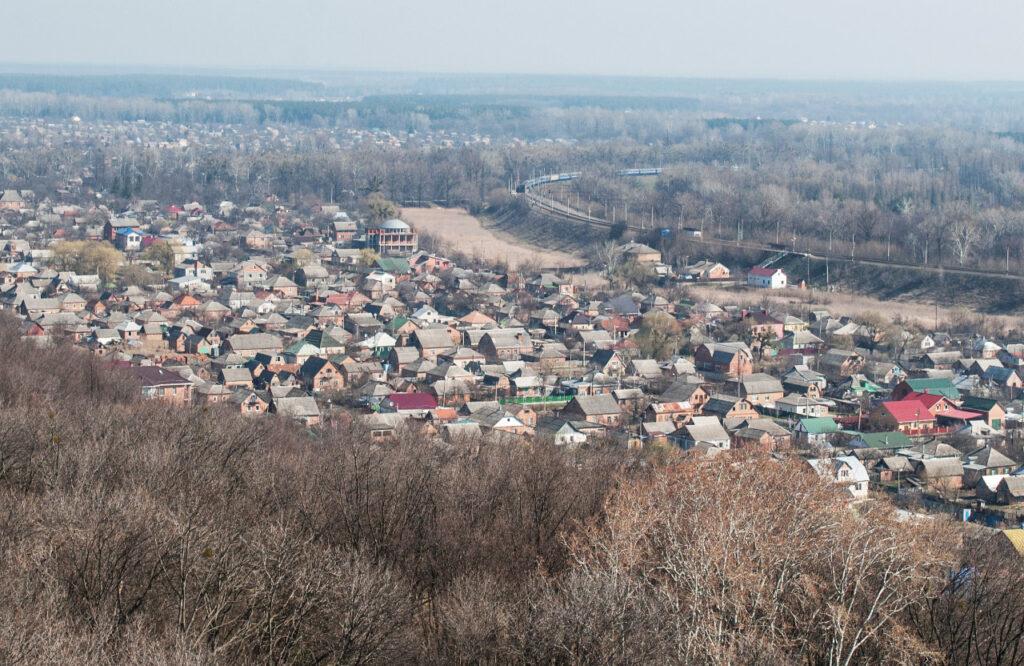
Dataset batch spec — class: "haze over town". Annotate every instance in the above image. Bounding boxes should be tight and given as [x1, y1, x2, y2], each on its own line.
[5, 0, 1024, 80]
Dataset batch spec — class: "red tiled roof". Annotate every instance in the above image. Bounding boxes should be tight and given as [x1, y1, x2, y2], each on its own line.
[903, 391, 945, 408]
[938, 408, 984, 421]
[881, 400, 936, 424]
[749, 267, 783, 277]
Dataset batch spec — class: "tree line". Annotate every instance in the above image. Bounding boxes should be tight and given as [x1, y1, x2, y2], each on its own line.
[8, 108, 1024, 272]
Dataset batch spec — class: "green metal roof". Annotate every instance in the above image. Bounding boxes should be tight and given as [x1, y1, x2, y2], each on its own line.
[854, 431, 913, 449]
[386, 315, 410, 332]
[376, 257, 410, 273]
[798, 417, 840, 434]
[962, 395, 1000, 412]
[906, 377, 960, 399]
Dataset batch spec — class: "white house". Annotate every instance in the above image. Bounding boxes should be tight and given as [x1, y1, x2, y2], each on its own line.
[747, 267, 787, 289]
[807, 456, 869, 500]
[114, 228, 143, 252]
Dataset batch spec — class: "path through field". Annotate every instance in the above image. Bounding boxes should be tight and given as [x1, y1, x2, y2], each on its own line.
[403, 207, 587, 270]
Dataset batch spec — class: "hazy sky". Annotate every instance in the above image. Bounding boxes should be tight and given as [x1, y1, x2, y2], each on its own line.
[4, 0, 1024, 80]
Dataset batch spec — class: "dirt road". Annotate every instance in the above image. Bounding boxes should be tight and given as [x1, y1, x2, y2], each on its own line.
[403, 207, 587, 270]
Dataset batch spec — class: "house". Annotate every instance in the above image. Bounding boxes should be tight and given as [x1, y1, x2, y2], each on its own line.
[218, 367, 253, 389]
[875, 456, 915, 484]
[478, 329, 532, 361]
[746, 267, 787, 289]
[359, 412, 406, 441]
[892, 377, 960, 401]
[910, 457, 964, 494]
[670, 416, 730, 450]
[113, 228, 143, 252]
[735, 373, 784, 406]
[848, 431, 912, 453]
[701, 395, 759, 422]
[871, 400, 937, 435]
[130, 366, 193, 405]
[744, 311, 785, 341]
[231, 260, 271, 289]
[681, 260, 730, 280]
[694, 341, 753, 378]
[298, 357, 344, 393]
[270, 395, 321, 426]
[103, 217, 142, 242]
[618, 242, 661, 264]
[264, 275, 299, 298]
[561, 394, 622, 427]
[294, 264, 330, 288]
[782, 365, 827, 397]
[779, 329, 825, 353]
[661, 380, 709, 411]
[794, 417, 840, 447]
[412, 327, 456, 361]
[0, 189, 25, 211]
[960, 396, 1006, 429]
[775, 394, 830, 418]
[917, 351, 963, 371]
[537, 418, 600, 448]
[223, 333, 283, 358]
[464, 406, 531, 436]
[961, 445, 1018, 488]
[996, 477, 1024, 505]
[984, 366, 1023, 391]
[806, 456, 869, 499]
[818, 349, 865, 380]
[590, 349, 626, 376]
[366, 219, 418, 256]
[731, 418, 792, 452]
[380, 392, 438, 417]
[644, 401, 694, 426]
[229, 390, 271, 416]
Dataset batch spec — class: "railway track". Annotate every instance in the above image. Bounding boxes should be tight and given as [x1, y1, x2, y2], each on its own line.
[521, 178, 1024, 283]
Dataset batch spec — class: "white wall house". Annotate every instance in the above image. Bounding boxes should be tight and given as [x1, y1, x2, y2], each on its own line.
[747, 267, 787, 289]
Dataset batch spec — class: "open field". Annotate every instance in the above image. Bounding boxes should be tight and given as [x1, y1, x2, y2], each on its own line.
[688, 284, 1023, 334]
[403, 207, 588, 270]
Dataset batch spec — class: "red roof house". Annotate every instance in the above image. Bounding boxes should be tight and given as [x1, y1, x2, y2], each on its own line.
[872, 399, 936, 435]
[381, 392, 438, 415]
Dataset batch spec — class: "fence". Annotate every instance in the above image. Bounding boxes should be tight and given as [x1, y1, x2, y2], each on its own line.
[499, 394, 572, 406]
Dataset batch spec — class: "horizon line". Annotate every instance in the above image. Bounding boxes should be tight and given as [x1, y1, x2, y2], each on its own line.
[1, 61, 1024, 87]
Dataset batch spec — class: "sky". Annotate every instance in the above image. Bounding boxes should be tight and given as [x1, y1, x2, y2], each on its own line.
[4, 0, 1024, 81]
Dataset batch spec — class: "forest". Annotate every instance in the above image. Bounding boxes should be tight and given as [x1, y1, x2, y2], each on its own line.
[7, 103, 1024, 277]
[0, 318, 1022, 663]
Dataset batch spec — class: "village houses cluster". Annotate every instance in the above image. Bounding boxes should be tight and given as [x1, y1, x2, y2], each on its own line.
[3, 185, 1024, 518]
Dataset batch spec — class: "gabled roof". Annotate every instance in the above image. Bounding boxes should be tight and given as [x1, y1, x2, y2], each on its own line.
[385, 392, 438, 411]
[881, 399, 936, 424]
[965, 445, 1018, 469]
[566, 393, 620, 416]
[413, 327, 455, 350]
[130, 365, 191, 387]
[904, 377, 960, 400]
[853, 431, 913, 450]
[676, 416, 730, 446]
[798, 417, 840, 435]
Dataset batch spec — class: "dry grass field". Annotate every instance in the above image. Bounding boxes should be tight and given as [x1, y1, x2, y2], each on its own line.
[403, 207, 587, 270]
[688, 284, 1022, 334]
